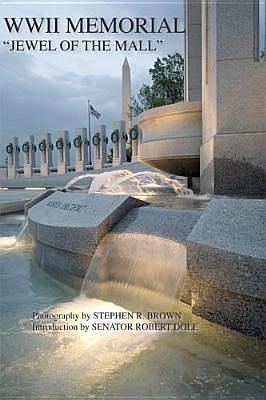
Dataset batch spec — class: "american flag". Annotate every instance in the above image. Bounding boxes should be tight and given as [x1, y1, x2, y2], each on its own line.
[88, 103, 101, 119]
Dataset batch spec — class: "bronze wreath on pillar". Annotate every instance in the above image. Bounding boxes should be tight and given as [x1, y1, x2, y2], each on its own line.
[129, 127, 138, 141]
[56, 138, 64, 150]
[39, 140, 47, 152]
[22, 142, 30, 153]
[6, 143, 13, 154]
[92, 134, 101, 146]
[111, 130, 119, 143]
[73, 136, 82, 148]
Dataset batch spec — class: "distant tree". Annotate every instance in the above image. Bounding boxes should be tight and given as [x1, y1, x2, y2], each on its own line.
[107, 147, 132, 162]
[126, 147, 132, 162]
[107, 148, 113, 163]
[131, 53, 184, 117]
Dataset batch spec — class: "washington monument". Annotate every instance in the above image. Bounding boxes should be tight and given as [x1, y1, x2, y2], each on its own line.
[122, 57, 131, 142]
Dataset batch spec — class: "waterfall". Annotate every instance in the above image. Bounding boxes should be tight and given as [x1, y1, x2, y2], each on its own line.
[16, 218, 29, 242]
[81, 232, 187, 305]
[0, 217, 29, 250]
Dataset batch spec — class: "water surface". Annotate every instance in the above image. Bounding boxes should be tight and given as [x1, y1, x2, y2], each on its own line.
[0, 211, 265, 399]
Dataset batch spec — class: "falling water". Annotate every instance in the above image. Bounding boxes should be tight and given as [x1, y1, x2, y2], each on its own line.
[81, 232, 187, 306]
[64, 170, 132, 191]
[0, 217, 29, 250]
[53, 169, 191, 304]
[64, 169, 192, 196]
[64, 173, 97, 190]
[95, 171, 192, 196]
[89, 170, 132, 193]
[16, 218, 29, 242]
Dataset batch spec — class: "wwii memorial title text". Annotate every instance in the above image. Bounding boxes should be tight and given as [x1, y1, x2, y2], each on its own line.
[2, 17, 183, 53]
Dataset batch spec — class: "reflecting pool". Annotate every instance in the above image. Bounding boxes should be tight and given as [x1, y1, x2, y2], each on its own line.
[0, 212, 265, 399]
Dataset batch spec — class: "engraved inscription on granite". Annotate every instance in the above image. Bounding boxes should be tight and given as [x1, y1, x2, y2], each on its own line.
[46, 200, 89, 212]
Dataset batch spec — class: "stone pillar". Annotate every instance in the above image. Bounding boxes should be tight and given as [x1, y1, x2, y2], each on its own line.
[39, 133, 53, 176]
[74, 128, 88, 172]
[200, 0, 266, 196]
[111, 120, 127, 167]
[129, 125, 141, 162]
[92, 125, 108, 170]
[6, 137, 19, 179]
[22, 135, 36, 177]
[184, 0, 202, 101]
[56, 130, 71, 175]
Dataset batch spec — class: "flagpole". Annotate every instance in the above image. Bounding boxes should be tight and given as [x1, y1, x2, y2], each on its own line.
[88, 99, 91, 165]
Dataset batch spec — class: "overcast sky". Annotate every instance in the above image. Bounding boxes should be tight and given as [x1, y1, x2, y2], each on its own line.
[0, 0, 185, 163]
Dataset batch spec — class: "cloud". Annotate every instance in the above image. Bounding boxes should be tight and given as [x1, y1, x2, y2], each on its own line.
[0, 1, 185, 163]
[0, 49, 121, 134]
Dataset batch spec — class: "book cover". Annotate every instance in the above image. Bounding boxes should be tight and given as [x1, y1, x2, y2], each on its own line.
[0, 1, 265, 399]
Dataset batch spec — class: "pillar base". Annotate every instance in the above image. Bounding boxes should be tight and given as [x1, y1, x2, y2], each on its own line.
[93, 160, 104, 170]
[57, 163, 67, 175]
[131, 155, 140, 163]
[75, 161, 86, 173]
[112, 158, 125, 167]
[24, 164, 33, 177]
[40, 164, 50, 176]
[200, 132, 266, 196]
[7, 168, 17, 179]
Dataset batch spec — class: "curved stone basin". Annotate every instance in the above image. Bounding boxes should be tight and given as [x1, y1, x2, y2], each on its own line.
[138, 101, 202, 176]
[28, 193, 201, 298]
[27, 188, 265, 339]
[28, 191, 146, 281]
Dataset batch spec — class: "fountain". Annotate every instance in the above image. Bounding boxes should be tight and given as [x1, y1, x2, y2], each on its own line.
[2, 166, 264, 342]
[0, 169, 192, 256]
[64, 169, 192, 196]
[1, 166, 266, 399]
[89, 171, 192, 196]
[25, 169, 194, 299]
